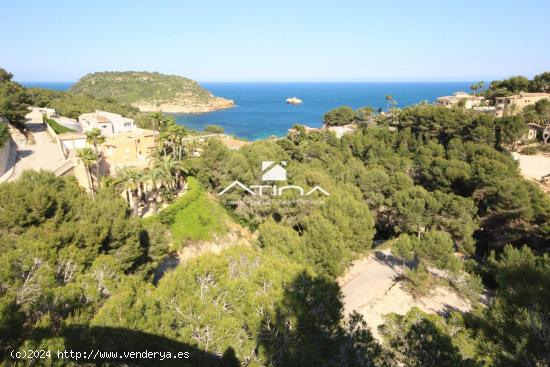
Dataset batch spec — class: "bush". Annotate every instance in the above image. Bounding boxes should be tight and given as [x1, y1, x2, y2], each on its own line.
[204, 124, 224, 134]
[449, 273, 484, 303]
[44, 116, 75, 134]
[323, 106, 356, 126]
[520, 146, 538, 155]
[159, 180, 201, 225]
[142, 177, 228, 247]
[169, 194, 227, 244]
[402, 265, 435, 298]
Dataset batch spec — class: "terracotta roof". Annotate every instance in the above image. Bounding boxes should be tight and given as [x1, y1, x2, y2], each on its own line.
[97, 115, 110, 123]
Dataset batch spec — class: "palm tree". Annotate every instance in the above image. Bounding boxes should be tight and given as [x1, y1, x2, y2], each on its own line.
[154, 155, 186, 191]
[146, 167, 165, 213]
[85, 128, 106, 154]
[115, 167, 143, 216]
[85, 128, 106, 180]
[77, 148, 98, 198]
[170, 125, 189, 160]
[470, 81, 484, 96]
[184, 137, 202, 159]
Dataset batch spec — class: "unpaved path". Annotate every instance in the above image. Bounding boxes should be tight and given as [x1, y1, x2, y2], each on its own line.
[339, 252, 471, 341]
[512, 152, 550, 180]
[339, 252, 397, 314]
[9, 119, 64, 181]
[511, 152, 550, 193]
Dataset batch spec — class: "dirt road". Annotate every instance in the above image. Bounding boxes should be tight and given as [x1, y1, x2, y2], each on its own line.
[9, 119, 64, 181]
[339, 252, 471, 341]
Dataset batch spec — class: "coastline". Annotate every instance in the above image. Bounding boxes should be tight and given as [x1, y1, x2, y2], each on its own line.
[132, 97, 235, 114]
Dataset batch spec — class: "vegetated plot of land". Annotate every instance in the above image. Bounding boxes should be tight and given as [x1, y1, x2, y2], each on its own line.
[339, 252, 471, 341]
[170, 192, 229, 244]
[143, 177, 231, 250]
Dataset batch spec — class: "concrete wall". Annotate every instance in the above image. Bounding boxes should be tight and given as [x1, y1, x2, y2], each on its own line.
[0, 138, 13, 177]
[60, 138, 87, 158]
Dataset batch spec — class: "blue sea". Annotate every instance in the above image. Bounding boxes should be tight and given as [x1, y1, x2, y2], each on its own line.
[22, 81, 473, 140]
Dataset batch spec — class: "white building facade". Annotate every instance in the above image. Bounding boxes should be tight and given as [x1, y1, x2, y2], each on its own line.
[79, 110, 136, 136]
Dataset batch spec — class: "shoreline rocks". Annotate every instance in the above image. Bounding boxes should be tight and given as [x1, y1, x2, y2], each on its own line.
[132, 97, 235, 114]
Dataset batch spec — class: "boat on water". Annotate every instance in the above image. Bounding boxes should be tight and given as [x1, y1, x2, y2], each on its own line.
[286, 97, 303, 104]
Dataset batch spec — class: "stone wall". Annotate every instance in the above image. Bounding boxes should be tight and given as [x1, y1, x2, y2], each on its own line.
[0, 138, 13, 177]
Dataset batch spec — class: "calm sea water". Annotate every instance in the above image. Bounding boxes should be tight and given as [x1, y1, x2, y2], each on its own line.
[22, 81, 473, 140]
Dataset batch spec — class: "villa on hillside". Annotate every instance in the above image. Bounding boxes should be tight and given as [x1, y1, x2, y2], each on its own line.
[79, 110, 136, 136]
[435, 92, 485, 109]
[100, 128, 159, 173]
[58, 132, 87, 158]
[473, 106, 496, 114]
[288, 123, 358, 138]
[525, 123, 543, 142]
[495, 92, 550, 117]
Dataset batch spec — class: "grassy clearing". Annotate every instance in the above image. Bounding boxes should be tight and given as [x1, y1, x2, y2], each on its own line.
[170, 193, 228, 244]
[142, 177, 229, 249]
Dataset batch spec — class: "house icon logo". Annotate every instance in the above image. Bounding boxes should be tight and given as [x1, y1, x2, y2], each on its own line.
[261, 161, 287, 181]
[218, 159, 329, 197]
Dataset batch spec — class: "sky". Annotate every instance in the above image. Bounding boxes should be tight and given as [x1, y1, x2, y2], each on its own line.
[2, 0, 550, 82]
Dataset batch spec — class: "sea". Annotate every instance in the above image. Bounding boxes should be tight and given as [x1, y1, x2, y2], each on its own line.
[22, 81, 473, 140]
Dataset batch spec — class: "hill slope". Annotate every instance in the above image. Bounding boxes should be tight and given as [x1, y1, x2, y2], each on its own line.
[69, 71, 234, 113]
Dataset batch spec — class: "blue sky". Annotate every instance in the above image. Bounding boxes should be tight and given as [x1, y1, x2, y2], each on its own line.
[2, 0, 549, 82]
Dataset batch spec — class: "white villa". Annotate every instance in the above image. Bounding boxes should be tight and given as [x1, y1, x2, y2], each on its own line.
[79, 110, 136, 136]
[435, 92, 484, 109]
[58, 132, 88, 158]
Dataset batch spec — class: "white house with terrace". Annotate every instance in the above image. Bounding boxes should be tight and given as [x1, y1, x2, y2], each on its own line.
[78, 110, 136, 136]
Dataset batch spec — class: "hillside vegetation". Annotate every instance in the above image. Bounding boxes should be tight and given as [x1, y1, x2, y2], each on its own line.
[143, 177, 229, 248]
[69, 71, 234, 113]
[27, 87, 140, 120]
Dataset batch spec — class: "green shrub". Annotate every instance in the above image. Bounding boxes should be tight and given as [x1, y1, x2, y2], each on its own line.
[323, 106, 356, 126]
[155, 177, 202, 225]
[520, 146, 538, 155]
[142, 177, 228, 247]
[204, 124, 224, 134]
[449, 273, 484, 303]
[402, 265, 434, 298]
[169, 194, 227, 244]
[44, 116, 75, 134]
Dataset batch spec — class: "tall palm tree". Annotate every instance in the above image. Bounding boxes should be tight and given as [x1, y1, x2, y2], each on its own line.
[85, 128, 106, 155]
[85, 128, 106, 181]
[470, 81, 484, 96]
[154, 155, 186, 190]
[115, 167, 143, 216]
[173, 125, 189, 160]
[77, 148, 98, 198]
[146, 167, 165, 213]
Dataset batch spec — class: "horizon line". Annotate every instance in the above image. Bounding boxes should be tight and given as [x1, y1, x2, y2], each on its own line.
[17, 79, 491, 84]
